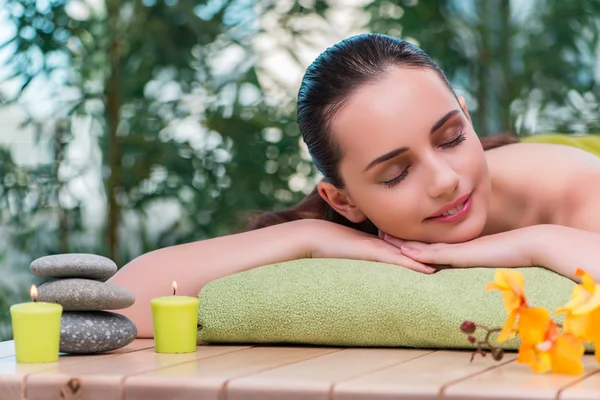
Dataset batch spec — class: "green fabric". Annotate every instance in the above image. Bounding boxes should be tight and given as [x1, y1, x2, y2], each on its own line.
[197, 259, 576, 350]
[521, 133, 600, 156]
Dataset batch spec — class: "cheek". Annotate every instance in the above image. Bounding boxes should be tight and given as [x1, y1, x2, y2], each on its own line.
[473, 144, 489, 181]
[458, 139, 491, 212]
[456, 136, 488, 179]
[353, 182, 425, 232]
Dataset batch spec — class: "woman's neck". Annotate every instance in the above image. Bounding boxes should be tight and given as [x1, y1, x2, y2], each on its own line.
[480, 155, 553, 237]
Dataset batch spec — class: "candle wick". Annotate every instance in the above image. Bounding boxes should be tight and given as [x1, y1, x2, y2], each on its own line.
[33, 298, 37, 303]
[173, 288, 176, 296]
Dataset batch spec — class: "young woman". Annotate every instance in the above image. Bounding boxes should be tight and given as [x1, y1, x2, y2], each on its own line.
[108, 33, 600, 337]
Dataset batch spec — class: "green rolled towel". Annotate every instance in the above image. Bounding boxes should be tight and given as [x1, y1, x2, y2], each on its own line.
[522, 133, 600, 156]
[197, 259, 577, 350]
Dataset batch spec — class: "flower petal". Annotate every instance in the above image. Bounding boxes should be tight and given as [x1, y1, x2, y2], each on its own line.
[518, 307, 551, 346]
[557, 286, 590, 314]
[501, 290, 524, 314]
[518, 344, 536, 364]
[494, 269, 524, 292]
[584, 308, 600, 342]
[533, 352, 552, 374]
[498, 310, 518, 342]
[571, 288, 600, 315]
[549, 334, 585, 375]
[576, 268, 596, 294]
[518, 347, 552, 374]
[562, 313, 591, 341]
[485, 283, 499, 292]
[487, 270, 528, 314]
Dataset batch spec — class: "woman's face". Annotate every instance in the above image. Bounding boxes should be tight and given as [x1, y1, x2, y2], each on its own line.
[329, 67, 490, 243]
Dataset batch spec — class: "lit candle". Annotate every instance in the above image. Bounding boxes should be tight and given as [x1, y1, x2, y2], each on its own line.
[10, 285, 63, 363]
[150, 281, 200, 353]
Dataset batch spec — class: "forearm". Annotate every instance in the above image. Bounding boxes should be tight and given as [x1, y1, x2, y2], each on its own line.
[107, 219, 314, 337]
[529, 224, 600, 282]
[390, 224, 600, 281]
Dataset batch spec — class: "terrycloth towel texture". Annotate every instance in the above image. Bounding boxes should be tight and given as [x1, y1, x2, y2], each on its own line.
[197, 259, 577, 350]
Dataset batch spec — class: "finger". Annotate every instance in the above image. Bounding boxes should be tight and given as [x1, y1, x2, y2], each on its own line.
[401, 245, 457, 267]
[382, 234, 431, 252]
[379, 247, 436, 274]
[381, 234, 406, 248]
[401, 246, 437, 264]
[398, 256, 437, 274]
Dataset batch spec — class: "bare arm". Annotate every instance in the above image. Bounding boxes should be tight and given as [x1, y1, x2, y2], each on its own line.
[107, 220, 313, 337]
[384, 224, 600, 282]
[528, 225, 600, 281]
[109, 218, 436, 337]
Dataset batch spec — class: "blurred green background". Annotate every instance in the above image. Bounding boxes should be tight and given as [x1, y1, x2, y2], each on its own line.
[1, 0, 599, 340]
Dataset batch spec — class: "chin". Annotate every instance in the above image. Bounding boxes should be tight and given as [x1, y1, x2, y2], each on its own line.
[441, 219, 486, 243]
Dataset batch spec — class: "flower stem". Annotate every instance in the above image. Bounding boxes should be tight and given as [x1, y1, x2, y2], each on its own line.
[466, 324, 503, 362]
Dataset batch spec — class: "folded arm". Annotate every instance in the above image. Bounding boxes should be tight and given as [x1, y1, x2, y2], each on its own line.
[384, 224, 600, 282]
[108, 218, 437, 338]
[107, 220, 314, 337]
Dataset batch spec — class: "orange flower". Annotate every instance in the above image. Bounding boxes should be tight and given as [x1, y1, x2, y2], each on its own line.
[517, 307, 584, 374]
[486, 269, 529, 341]
[557, 268, 600, 362]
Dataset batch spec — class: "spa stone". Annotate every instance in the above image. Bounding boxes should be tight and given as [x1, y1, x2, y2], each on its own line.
[60, 311, 137, 354]
[30, 253, 117, 281]
[37, 279, 135, 311]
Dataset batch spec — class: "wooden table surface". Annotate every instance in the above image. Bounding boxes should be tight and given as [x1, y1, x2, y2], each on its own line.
[1, 339, 600, 400]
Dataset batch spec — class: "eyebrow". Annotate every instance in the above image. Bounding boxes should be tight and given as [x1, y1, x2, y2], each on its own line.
[430, 109, 460, 133]
[364, 109, 461, 172]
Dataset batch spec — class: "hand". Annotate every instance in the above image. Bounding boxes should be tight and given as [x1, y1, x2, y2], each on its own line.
[379, 229, 535, 269]
[305, 220, 437, 274]
[378, 232, 452, 269]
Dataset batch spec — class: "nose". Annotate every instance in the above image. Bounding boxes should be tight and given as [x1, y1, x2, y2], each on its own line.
[424, 156, 460, 198]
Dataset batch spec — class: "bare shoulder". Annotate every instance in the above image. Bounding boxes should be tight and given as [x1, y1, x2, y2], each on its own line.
[485, 143, 600, 177]
[485, 141, 600, 228]
[485, 141, 600, 172]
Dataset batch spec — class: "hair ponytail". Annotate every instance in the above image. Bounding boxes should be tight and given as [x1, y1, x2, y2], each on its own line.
[479, 132, 520, 151]
[246, 185, 378, 234]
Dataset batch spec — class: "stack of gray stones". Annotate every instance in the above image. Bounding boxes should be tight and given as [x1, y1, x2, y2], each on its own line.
[30, 254, 138, 354]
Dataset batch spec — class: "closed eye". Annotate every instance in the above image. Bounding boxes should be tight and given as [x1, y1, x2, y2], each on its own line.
[440, 132, 466, 149]
[381, 165, 411, 189]
[380, 131, 465, 189]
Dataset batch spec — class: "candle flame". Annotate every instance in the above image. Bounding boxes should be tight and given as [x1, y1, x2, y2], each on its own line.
[172, 281, 177, 296]
[30, 284, 38, 302]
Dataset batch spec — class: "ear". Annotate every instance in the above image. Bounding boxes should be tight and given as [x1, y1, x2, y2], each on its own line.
[458, 96, 472, 124]
[317, 181, 366, 223]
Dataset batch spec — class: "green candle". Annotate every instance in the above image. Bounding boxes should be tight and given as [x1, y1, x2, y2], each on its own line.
[10, 285, 63, 363]
[150, 281, 199, 353]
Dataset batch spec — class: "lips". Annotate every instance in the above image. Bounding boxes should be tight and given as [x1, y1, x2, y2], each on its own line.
[428, 193, 472, 219]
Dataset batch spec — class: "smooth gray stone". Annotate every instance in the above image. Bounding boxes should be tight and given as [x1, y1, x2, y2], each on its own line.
[30, 253, 117, 281]
[38, 279, 135, 311]
[60, 311, 137, 354]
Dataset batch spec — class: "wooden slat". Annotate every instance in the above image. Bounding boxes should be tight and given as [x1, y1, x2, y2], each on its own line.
[0, 339, 153, 400]
[332, 350, 515, 400]
[443, 354, 600, 399]
[0, 341, 15, 359]
[124, 346, 341, 400]
[558, 368, 600, 400]
[226, 348, 434, 400]
[2, 337, 597, 400]
[25, 343, 248, 400]
[0, 358, 56, 400]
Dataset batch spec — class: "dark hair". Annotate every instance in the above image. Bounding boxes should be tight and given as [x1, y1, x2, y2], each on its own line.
[248, 33, 519, 232]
